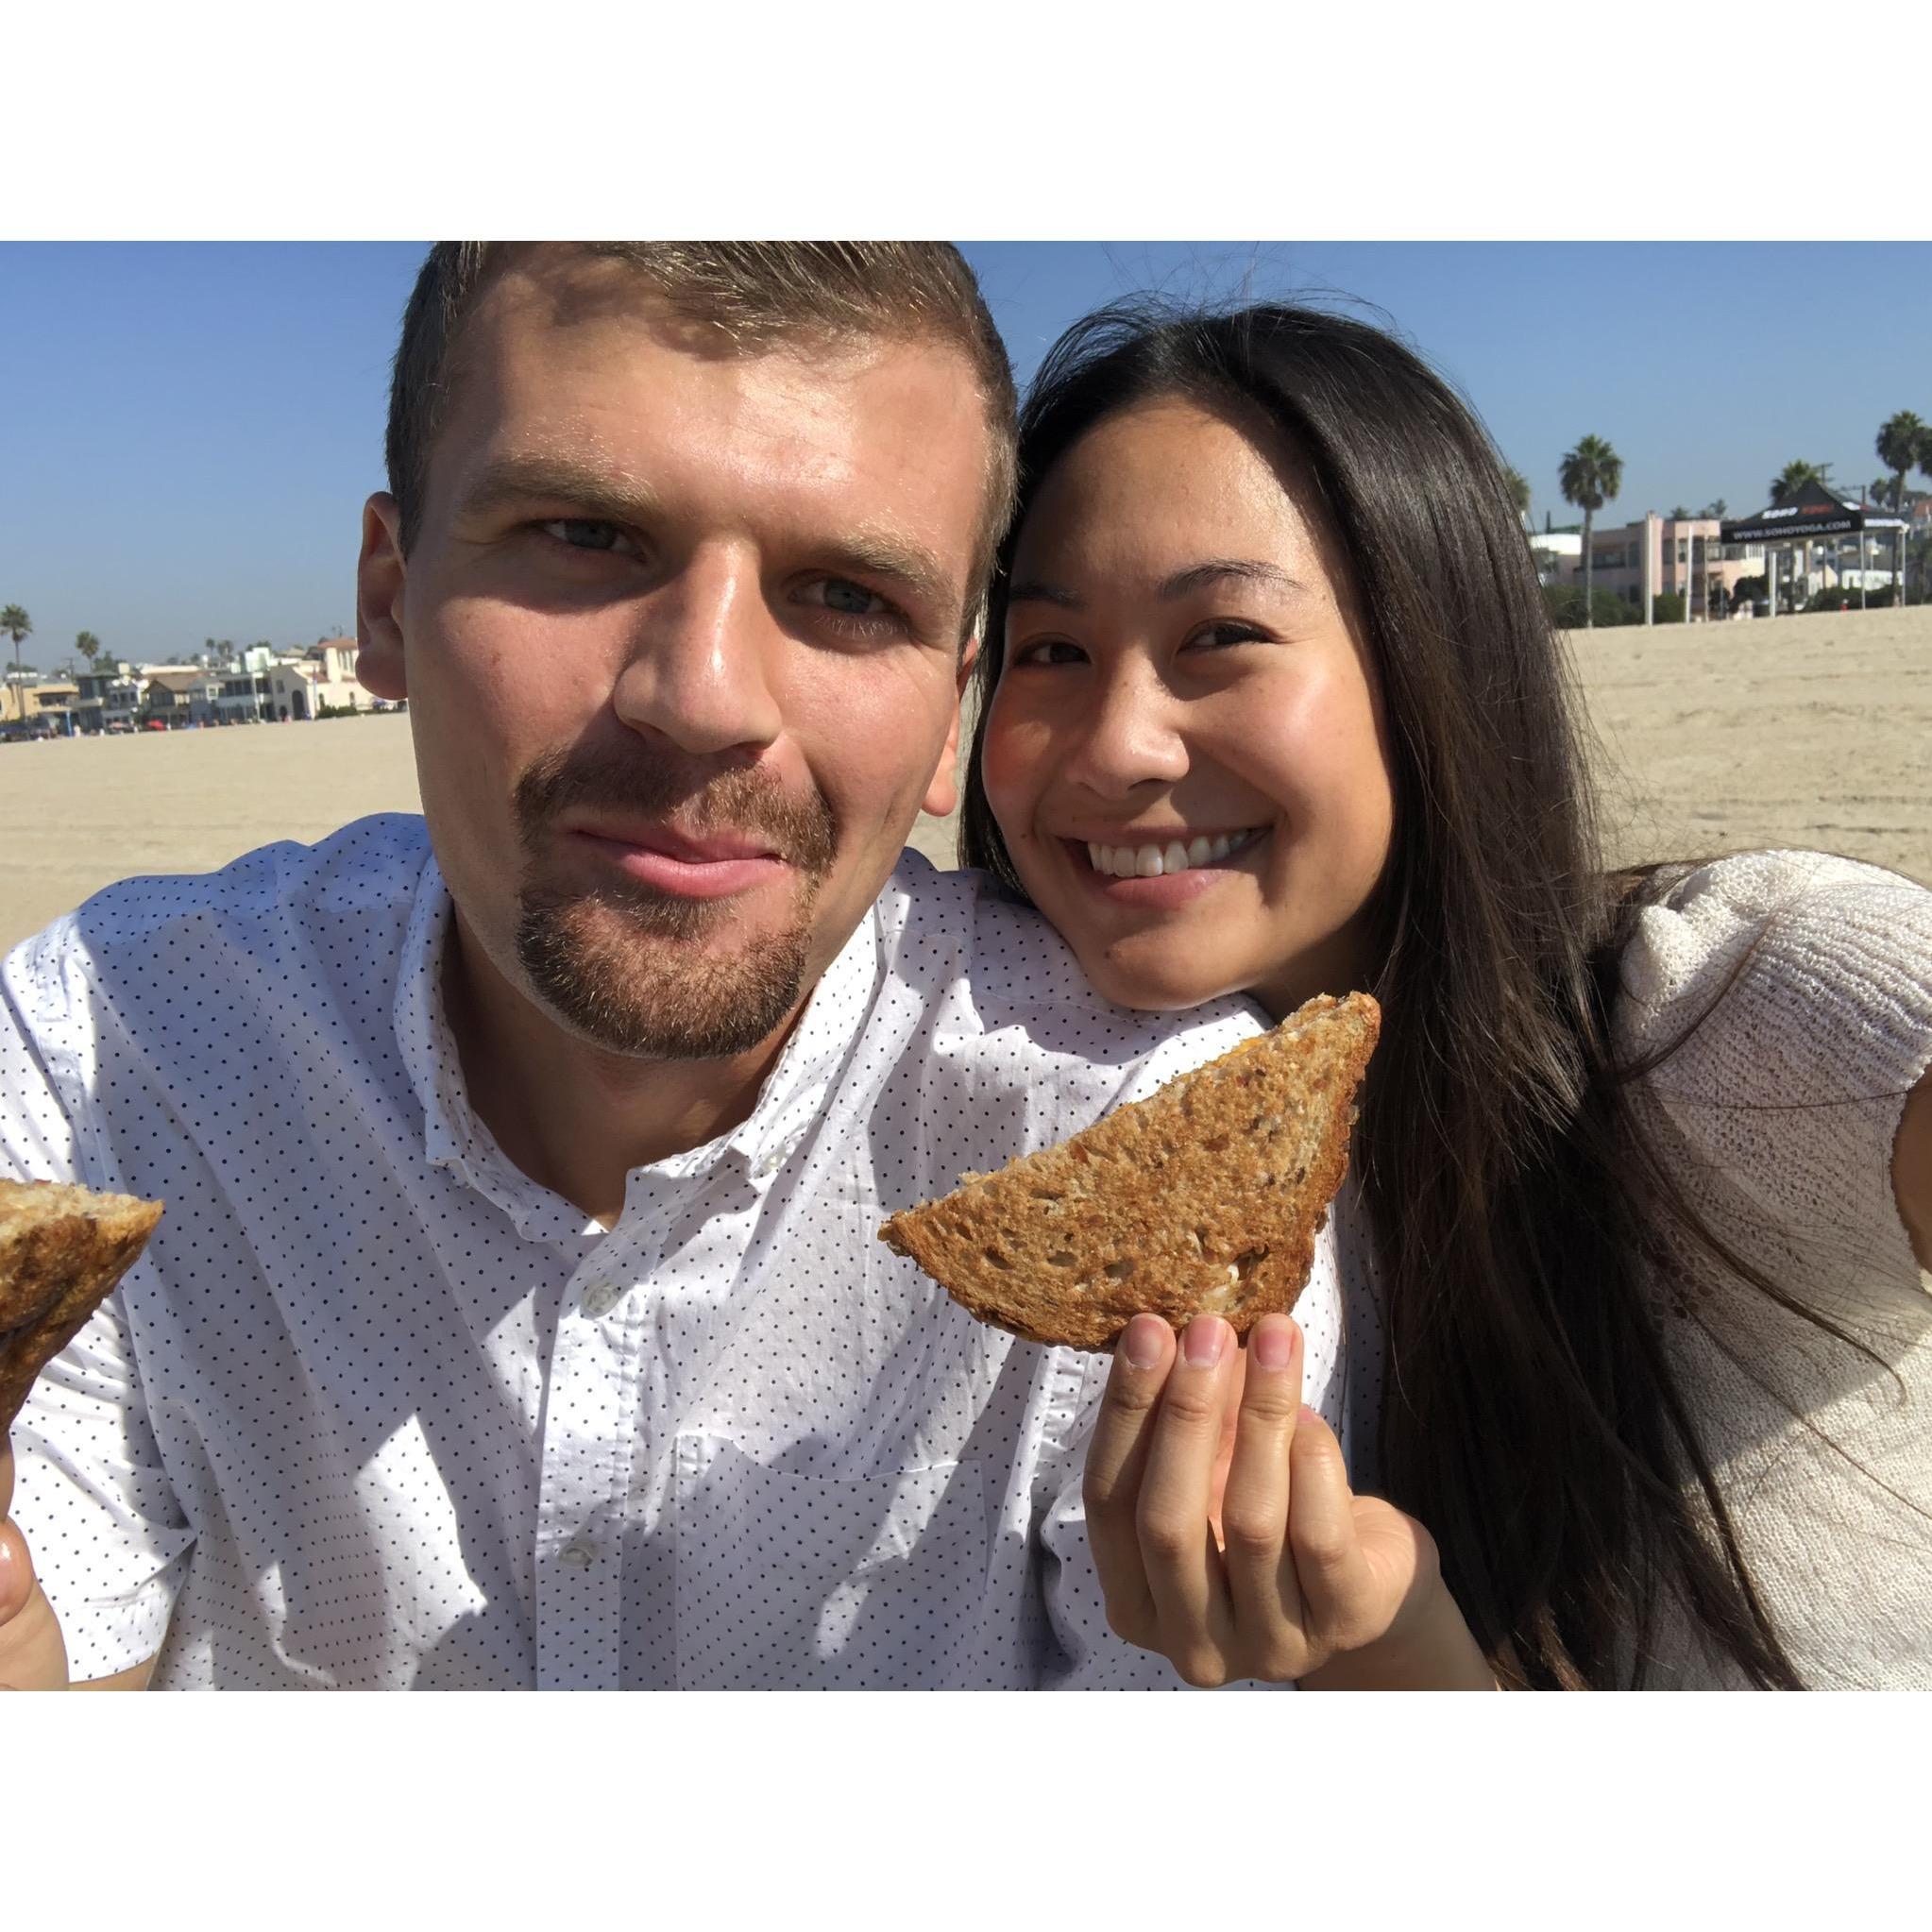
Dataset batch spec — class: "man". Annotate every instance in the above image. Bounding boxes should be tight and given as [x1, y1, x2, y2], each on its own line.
[0, 243, 1339, 1688]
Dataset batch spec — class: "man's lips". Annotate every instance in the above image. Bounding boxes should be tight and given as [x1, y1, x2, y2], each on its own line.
[564, 820, 792, 900]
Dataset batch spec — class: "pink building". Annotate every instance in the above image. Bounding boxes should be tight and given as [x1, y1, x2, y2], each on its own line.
[1567, 514, 1762, 619]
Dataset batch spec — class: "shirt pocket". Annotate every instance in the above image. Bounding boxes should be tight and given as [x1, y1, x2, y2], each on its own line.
[670, 1432, 990, 1689]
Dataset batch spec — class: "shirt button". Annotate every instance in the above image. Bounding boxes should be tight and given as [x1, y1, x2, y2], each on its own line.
[580, 1280, 621, 1318]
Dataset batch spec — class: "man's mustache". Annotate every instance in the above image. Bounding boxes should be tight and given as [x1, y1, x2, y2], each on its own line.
[513, 744, 839, 876]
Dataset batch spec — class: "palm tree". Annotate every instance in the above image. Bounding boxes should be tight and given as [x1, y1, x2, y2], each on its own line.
[76, 630, 102, 672]
[1876, 412, 1924, 516]
[1502, 465, 1533, 526]
[1770, 462, 1836, 602]
[2, 604, 31, 719]
[1769, 459, 1832, 505]
[1559, 435, 1622, 628]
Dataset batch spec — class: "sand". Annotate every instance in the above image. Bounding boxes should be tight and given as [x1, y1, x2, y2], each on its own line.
[2, 603, 1926, 958]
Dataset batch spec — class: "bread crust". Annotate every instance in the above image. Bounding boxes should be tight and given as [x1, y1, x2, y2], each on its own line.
[878, 992, 1378, 1351]
[0, 1179, 164, 1432]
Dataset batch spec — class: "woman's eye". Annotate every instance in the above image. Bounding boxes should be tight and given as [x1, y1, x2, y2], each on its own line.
[1186, 620, 1266, 652]
[1009, 638, 1088, 668]
[539, 518, 630, 554]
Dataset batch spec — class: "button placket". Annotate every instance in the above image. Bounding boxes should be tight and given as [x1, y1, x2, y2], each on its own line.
[534, 1230, 661, 1690]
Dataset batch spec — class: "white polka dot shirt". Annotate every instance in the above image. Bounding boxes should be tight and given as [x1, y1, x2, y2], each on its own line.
[3, 815, 1348, 1688]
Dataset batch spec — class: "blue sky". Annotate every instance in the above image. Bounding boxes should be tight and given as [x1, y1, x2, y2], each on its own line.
[3, 241, 1928, 670]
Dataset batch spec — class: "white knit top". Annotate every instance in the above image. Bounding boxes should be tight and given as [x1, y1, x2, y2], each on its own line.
[1336, 849, 1932, 1688]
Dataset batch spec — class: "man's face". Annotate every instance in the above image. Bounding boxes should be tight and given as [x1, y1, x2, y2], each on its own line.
[358, 249, 988, 1060]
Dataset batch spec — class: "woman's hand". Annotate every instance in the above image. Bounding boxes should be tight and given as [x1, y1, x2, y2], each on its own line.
[1082, 1311, 1496, 1689]
[1, 1441, 73, 1690]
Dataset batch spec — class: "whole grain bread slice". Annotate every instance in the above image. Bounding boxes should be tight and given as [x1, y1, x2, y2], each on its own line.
[0, 1179, 164, 1433]
[877, 991, 1379, 1350]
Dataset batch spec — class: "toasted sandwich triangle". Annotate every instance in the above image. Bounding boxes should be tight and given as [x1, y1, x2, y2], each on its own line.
[878, 991, 1378, 1350]
[0, 1179, 164, 1432]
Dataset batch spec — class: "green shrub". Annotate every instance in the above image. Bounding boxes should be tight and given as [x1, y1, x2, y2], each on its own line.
[1544, 585, 1642, 628]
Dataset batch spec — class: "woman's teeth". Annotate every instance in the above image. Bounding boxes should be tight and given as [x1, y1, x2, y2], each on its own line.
[1085, 830, 1258, 878]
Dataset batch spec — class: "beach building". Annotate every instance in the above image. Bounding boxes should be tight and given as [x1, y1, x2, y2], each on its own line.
[301, 637, 376, 713]
[211, 664, 276, 723]
[1565, 514, 1766, 618]
[203, 641, 377, 722]
[1527, 528, 1583, 585]
[137, 666, 216, 724]
[1, 677, 80, 736]
[72, 669, 142, 732]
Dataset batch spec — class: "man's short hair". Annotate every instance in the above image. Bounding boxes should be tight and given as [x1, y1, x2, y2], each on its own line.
[385, 242, 1018, 637]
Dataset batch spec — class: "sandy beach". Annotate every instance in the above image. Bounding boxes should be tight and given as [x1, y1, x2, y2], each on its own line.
[2, 602, 1927, 958]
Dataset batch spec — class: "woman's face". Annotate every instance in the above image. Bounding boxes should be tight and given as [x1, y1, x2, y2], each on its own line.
[981, 397, 1396, 1017]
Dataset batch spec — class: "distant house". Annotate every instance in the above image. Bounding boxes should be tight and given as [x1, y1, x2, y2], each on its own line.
[74, 670, 142, 732]
[1526, 529, 1582, 585]
[302, 637, 376, 714]
[1567, 514, 1767, 617]
[1, 678, 79, 734]
[138, 666, 212, 723]
[264, 663, 317, 720]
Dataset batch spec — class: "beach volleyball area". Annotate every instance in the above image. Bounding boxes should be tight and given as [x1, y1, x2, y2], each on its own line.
[2, 602, 1927, 958]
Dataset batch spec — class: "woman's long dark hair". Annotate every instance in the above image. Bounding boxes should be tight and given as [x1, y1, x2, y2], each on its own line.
[960, 300, 1877, 1689]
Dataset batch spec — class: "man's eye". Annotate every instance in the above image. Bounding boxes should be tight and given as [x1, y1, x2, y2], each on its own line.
[539, 518, 628, 553]
[813, 577, 888, 618]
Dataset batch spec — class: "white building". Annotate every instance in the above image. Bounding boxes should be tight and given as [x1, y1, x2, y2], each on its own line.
[1527, 529, 1583, 585]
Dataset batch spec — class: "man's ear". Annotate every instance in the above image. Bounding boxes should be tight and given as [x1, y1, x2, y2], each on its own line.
[921, 635, 981, 820]
[356, 493, 409, 701]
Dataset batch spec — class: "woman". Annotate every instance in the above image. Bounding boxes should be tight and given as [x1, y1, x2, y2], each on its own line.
[961, 300, 1932, 1689]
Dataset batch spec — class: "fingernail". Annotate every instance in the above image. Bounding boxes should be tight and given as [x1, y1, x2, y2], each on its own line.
[1123, 1314, 1166, 1371]
[1183, 1316, 1228, 1367]
[1251, 1318, 1296, 1372]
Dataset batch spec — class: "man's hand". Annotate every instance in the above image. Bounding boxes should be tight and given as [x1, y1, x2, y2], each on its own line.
[0, 1440, 72, 1689]
[1082, 1312, 1496, 1689]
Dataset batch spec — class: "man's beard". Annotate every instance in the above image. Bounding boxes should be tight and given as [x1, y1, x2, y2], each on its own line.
[510, 744, 839, 1060]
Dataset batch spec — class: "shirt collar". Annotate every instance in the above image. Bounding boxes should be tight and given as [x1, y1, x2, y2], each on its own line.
[393, 856, 883, 1234]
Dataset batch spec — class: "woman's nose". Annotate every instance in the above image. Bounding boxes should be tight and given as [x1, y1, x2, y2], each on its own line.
[1059, 663, 1189, 799]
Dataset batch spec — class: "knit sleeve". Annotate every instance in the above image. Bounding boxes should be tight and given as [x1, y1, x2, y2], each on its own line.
[1615, 849, 1932, 1299]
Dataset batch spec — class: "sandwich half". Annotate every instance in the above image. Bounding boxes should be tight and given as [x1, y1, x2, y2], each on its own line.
[878, 991, 1379, 1350]
[0, 1179, 164, 1433]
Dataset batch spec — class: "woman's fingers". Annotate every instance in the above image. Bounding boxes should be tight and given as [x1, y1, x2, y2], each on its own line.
[1286, 1404, 1377, 1648]
[1218, 1315, 1307, 1665]
[1082, 1313, 1177, 1644]
[1132, 1316, 1239, 1681]
[0, 1444, 28, 1625]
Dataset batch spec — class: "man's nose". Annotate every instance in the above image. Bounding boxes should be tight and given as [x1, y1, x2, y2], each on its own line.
[612, 547, 784, 756]
[1060, 660, 1189, 799]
